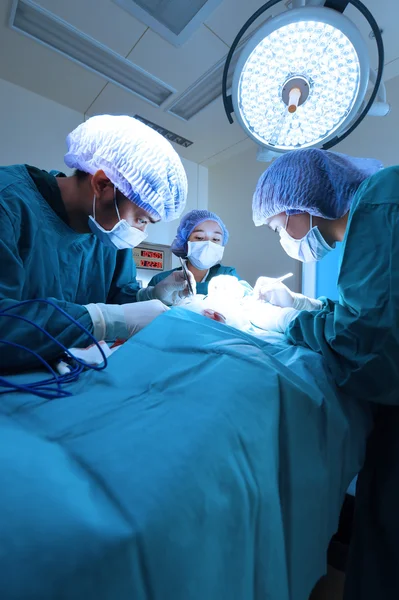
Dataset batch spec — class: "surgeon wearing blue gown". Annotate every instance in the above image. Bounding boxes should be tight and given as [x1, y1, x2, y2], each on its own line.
[146, 209, 239, 299]
[252, 149, 398, 600]
[0, 115, 190, 371]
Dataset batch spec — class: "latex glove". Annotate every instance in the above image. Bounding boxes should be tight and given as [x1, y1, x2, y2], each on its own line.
[254, 277, 323, 311]
[85, 300, 169, 341]
[154, 270, 197, 305]
[250, 303, 300, 333]
[138, 271, 197, 306]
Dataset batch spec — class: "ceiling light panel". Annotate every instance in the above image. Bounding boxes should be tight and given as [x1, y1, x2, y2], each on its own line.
[10, 0, 175, 107]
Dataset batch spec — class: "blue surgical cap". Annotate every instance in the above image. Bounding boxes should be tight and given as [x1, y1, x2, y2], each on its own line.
[171, 210, 229, 257]
[252, 149, 383, 225]
[64, 115, 187, 222]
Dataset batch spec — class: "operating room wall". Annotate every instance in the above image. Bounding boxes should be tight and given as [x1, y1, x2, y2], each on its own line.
[335, 76, 399, 167]
[0, 77, 82, 171]
[207, 145, 301, 290]
[0, 77, 207, 287]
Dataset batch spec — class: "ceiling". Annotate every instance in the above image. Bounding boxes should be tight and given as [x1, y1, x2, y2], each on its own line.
[0, 0, 397, 166]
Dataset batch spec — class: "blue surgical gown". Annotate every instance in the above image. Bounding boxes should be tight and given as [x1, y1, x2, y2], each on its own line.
[286, 166, 399, 599]
[0, 165, 140, 371]
[287, 166, 399, 405]
[148, 264, 239, 296]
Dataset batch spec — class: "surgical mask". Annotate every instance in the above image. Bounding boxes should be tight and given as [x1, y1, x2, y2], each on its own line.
[279, 215, 334, 262]
[88, 187, 147, 250]
[187, 241, 224, 270]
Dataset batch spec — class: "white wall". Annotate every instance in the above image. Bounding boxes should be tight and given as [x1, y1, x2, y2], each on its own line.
[0, 77, 82, 172]
[208, 146, 301, 290]
[0, 77, 206, 286]
[334, 76, 399, 166]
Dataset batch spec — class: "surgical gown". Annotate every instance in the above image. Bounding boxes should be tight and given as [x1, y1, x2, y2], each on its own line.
[149, 264, 239, 296]
[0, 165, 140, 371]
[286, 166, 399, 599]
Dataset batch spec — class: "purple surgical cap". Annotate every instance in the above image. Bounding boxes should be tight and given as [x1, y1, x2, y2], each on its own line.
[252, 149, 383, 225]
[171, 210, 229, 258]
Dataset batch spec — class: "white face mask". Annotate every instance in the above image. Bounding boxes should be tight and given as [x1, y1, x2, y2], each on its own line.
[187, 241, 224, 270]
[88, 187, 148, 250]
[279, 215, 334, 263]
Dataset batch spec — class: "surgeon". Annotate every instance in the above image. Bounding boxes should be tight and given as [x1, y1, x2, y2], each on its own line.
[0, 115, 190, 371]
[252, 148, 397, 600]
[144, 210, 239, 303]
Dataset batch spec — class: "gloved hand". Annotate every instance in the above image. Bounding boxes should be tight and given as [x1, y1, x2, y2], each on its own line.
[250, 303, 300, 333]
[138, 270, 197, 306]
[84, 300, 169, 341]
[154, 270, 197, 305]
[254, 277, 323, 311]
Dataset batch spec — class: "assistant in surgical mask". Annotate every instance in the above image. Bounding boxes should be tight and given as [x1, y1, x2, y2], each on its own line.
[187, 240, 224, 270]
[89, 187, 148, 250]
[279, 215, 334, 262]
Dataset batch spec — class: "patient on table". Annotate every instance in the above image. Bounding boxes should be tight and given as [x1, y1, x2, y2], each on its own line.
[65, 276, 276, 368]
[175, 275, 280, 337]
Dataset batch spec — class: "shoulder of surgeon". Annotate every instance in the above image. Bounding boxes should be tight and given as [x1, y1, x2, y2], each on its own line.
[0, 165, 39, 228]
[213, 265, 240, 279]
[148, 267, 180, 287]
[354, 165, 399, 209]
[0, 164, 29, 193]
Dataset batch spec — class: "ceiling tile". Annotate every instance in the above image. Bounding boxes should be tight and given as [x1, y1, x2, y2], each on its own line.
[384, 58, 399, 82]
[126, 25, 228, 92]
[86, 82, 248, 163]
[345, 0, 398, 71]
[205, 0, 285, 46]
[200, 137, 256, 167]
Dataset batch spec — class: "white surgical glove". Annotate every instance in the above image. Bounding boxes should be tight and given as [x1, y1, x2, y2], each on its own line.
[251, 303, 300, 333]
[84, 300, 169, 341]
[138, 270, 197, 306]
[254, 277, 323, 311]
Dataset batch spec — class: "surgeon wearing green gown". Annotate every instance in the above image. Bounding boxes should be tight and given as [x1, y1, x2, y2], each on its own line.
[0, 115, 190, 371]
[251, 148, 397, 599]
[145, 209, 239, 301]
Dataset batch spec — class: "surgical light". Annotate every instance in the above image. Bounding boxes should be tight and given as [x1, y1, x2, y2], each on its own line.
[222, 0, 386, 156]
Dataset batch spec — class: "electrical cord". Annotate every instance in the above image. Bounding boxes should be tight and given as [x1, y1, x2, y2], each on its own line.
[0, 299, 108, 399]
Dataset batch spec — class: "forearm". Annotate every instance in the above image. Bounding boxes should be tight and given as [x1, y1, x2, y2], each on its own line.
[0, 297, 93, 371]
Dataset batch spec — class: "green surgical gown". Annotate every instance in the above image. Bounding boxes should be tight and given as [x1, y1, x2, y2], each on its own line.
[0, 165, 140, 371]
[287, 166, 399, 405]
[148, 264, 239, 296]
[286, 166, 399, 599]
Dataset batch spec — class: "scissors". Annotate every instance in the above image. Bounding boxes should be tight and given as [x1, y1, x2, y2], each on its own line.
[179, 257, 194, 296]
